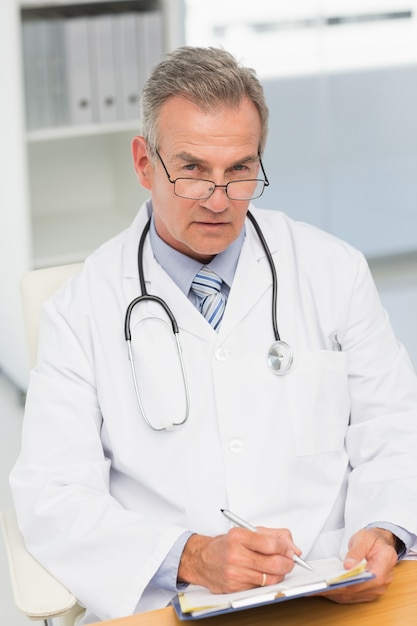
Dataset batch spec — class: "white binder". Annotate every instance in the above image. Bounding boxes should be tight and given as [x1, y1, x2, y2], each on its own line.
[90, 14, 118, 123]
[65, 16, 94, 125]
[22, 19, 53, 130]
[137, 10, 164, 82]
[113, 12, 144, 121]
[21, 18, 38, 130]
[49, 18, 69, 127]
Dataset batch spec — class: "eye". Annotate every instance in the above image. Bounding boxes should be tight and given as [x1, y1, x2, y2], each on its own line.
[229, 163, 254, 177]
[181, 163, 205, 177]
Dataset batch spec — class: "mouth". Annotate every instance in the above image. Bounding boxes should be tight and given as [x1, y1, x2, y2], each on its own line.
[195, 220, 228, 227]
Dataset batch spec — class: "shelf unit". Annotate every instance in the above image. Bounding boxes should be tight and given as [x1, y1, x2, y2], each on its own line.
[0, 0, 184, 390]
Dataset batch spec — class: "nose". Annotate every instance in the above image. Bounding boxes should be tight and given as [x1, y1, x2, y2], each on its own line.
[201, 184, 229, 213]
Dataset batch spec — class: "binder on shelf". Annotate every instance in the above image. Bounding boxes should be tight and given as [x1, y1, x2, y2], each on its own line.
[48, 18, 69, 128]
[137, 10, 164, 83]
[64, 16, 94, 125]
[22, 19, 54, 130]
[21, 6, 165, 131]
[113, 12, 144, 121]
[90, 14, 118, 124]
[21, 18, 38, 131]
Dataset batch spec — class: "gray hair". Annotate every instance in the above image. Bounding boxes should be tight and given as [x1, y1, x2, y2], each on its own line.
[139, 46, 269, 161]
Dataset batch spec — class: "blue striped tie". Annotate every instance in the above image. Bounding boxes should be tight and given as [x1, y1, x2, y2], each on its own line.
[191, 267, 225, 331]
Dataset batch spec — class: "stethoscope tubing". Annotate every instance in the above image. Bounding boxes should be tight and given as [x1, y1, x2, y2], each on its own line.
[124, 210, 292, 430]
[246, 211, 280, 342]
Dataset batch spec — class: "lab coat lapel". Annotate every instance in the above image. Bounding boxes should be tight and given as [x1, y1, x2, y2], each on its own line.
[147, 260, 214, 340]
[219, 216, 277, 340]
[122, 208, 214, 340]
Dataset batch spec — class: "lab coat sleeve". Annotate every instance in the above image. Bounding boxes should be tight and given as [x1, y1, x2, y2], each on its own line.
[341, 253, 417, 551]
[10, 281, 188, 621]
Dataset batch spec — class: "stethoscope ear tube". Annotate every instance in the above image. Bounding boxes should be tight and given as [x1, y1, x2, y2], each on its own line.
[125, 217, 179, 339]
[124, 293, 189, 430]
[124, 217, 189, 429]
[247, 212, 293, 375]
[124, 294, 179, 341]
[246, 211, 279, 343]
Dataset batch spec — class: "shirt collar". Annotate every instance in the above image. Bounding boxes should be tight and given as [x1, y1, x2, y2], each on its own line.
[149, 213, 245, 296]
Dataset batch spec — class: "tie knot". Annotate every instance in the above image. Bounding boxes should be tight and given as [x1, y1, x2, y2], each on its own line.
[191, 267, 222, 298]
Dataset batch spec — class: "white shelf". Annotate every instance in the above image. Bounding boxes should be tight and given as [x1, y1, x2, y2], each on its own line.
[0, 0, 183, 389]
[26, 119, 140, 143]
[32, 204, 146, 267]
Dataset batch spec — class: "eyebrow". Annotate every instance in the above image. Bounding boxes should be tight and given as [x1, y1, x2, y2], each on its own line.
[172, 151, 260, 168]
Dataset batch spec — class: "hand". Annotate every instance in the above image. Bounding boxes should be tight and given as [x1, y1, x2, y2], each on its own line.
[178, 526, 301, 593]
[321, 528, 398, 604]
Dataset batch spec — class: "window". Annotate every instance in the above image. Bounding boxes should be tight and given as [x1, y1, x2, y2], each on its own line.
[185, 1, 417, 78]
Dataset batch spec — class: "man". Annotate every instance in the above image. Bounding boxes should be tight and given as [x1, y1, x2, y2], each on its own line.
[10, 47, 417, 623]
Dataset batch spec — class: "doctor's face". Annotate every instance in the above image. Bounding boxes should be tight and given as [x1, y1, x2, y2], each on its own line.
[132, 95, 263, 263]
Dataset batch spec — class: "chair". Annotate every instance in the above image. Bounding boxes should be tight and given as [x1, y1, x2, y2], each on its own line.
[20, 263, 84, 369]
[1, 263, 85, 626]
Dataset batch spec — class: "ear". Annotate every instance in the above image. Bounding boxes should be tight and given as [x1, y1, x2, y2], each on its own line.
[132, 136, 153, 190]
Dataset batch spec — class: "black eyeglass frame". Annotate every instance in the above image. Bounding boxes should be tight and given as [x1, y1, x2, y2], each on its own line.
[155, 150, 270, 201]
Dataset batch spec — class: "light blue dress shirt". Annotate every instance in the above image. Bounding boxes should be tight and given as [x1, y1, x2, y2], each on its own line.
[149, 214, 244, 303]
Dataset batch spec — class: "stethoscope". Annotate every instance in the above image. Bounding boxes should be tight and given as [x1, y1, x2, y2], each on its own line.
[124, 211, 293, 431]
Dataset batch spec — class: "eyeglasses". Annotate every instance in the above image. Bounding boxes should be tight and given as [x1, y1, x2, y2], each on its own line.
[155, 150, 270, 201]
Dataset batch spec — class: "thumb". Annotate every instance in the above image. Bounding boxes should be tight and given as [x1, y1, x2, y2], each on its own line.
[344, 532, 367, 569]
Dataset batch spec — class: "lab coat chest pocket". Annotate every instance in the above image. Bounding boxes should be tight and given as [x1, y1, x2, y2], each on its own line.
[285, 351, 350, 456]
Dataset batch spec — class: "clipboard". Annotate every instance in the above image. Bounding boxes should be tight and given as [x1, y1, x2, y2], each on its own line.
[172, 558, 374, 620]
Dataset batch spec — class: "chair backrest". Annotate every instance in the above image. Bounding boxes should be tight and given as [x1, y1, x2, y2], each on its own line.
[0, 508, 79, 622]
[10, 262, 86, 625]
[20, 262, 83, 368]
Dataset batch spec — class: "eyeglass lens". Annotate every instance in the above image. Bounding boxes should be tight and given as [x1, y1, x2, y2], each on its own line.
[174, 178, 265, 200]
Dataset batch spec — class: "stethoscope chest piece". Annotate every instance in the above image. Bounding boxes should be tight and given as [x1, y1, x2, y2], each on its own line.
[268, 340, 293, 375]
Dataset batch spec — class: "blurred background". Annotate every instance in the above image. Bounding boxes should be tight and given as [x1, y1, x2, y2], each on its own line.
[1, 1, 416, 623]
[187, 0, 417, 257]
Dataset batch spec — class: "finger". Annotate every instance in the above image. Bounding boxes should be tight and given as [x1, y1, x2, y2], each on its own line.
[226, 531, 296, 586]
[344, 529, 380, 569]
[345, 529, 397, 573]
[236, 526, 300, 559]
[256, 526, 300, 554]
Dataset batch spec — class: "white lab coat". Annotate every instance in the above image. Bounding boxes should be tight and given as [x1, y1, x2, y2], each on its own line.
[10, 204, 417, 623]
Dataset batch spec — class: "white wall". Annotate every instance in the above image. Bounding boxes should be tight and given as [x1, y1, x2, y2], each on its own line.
[257, 65, 417, 259]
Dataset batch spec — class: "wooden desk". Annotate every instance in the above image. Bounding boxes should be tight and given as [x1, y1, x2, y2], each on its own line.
[91, 561, 416, 625]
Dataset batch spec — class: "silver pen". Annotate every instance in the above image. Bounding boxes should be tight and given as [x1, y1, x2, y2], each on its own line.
[221, 508, 314, 572]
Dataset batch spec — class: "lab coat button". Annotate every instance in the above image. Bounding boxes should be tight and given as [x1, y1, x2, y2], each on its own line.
[230, 439, 245, 453]
[215, 347, 229, 361]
